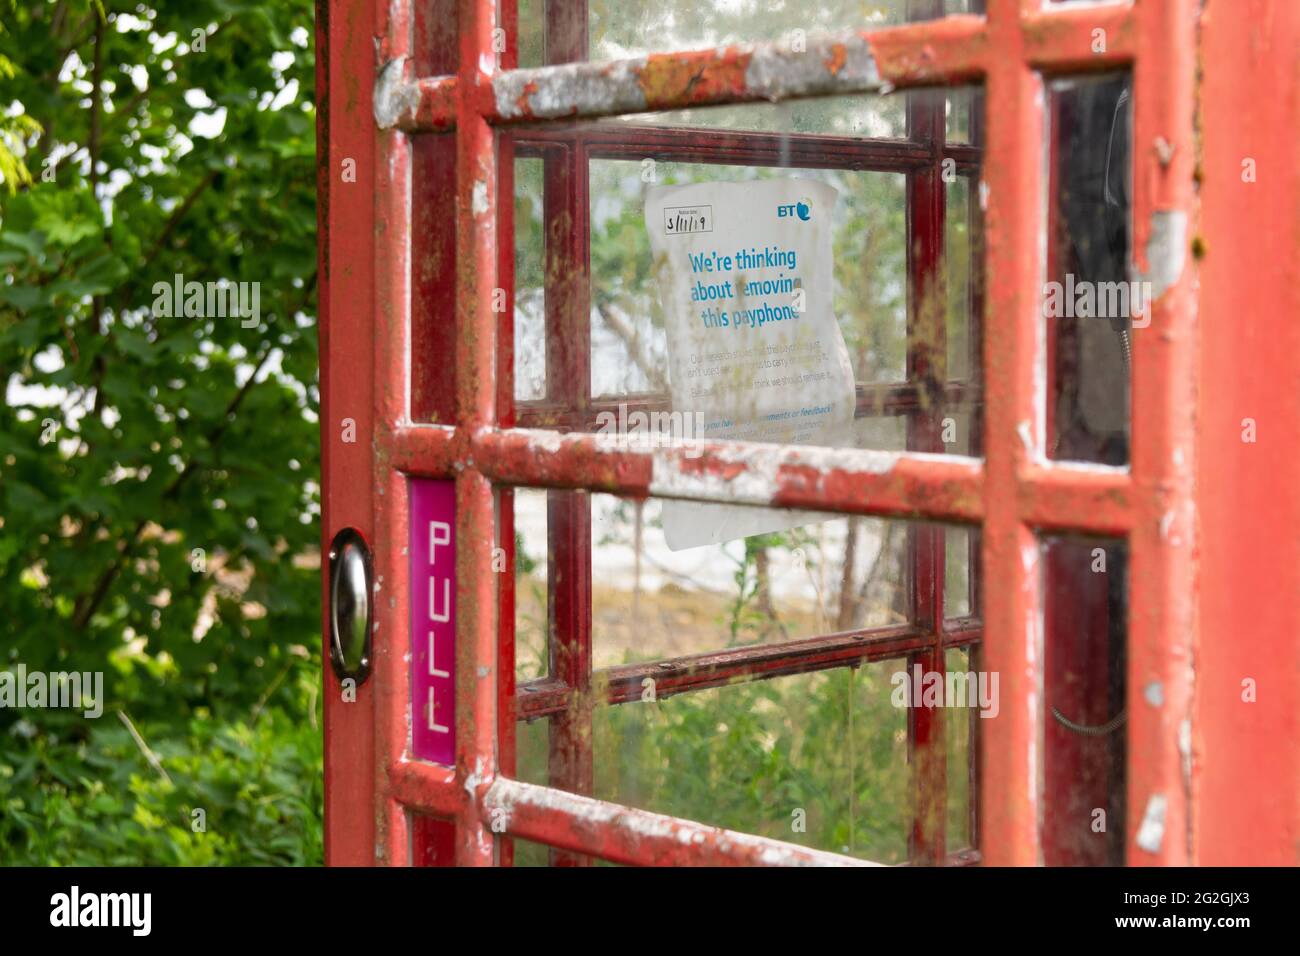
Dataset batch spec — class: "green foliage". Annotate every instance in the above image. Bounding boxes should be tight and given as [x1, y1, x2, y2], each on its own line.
[516, 661, 914, 866]
[1, 0, 319, 864]
[593, 666, 911, 863]
[1, 674, 322, 866]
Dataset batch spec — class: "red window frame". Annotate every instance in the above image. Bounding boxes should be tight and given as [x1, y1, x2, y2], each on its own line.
[314, 0, 1300, 868]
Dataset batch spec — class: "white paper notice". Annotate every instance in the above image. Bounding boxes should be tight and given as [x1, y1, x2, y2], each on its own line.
[645, 178, 857, 551]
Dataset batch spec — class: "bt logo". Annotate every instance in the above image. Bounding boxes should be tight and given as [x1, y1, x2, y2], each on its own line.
[777, 198, 812, 221]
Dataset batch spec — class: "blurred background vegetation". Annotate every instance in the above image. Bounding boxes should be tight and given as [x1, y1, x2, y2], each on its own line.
[0, 0, 322, 864]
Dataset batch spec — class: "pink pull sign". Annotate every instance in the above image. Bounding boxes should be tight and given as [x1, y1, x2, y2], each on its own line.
[410, 478, 455, 765]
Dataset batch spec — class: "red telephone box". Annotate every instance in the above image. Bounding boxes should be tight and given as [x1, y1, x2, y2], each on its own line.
[317, 0, 1300, 866]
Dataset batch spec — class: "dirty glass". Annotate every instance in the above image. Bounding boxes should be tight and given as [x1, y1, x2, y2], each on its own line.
[1045, 74, 1133, 467]
[586, 495, 924, 661]
[512, 487, 549, 684]
[510, 491, 980, 667]
[1041, 534, 1128, 866]
[943, 526, 974, 620]
[509, 90, 984, 461]
[945, 645, 975, 851]
[509, 488, 982, 865]
[514, 664, 913, 865]
[587, 0, 910, 61]
[516, 0, 965, 70]
[513, 157, 547, 402]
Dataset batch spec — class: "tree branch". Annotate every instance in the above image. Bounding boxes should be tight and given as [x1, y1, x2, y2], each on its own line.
[70, 271, 319, 631]
[139, 170, 220, 273]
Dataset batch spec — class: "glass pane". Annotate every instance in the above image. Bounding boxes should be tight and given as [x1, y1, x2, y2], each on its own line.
[511, 836, 555, 867]
[1046, 74, 1133, 466]
[945, 175, 974, 382]
[517, 0, 545, 68]
[944, 645, 973, 850]
[610, 94, 908, 140]
[514, 156, 547, 401]
[1041, 534, 1128, 866]
[509, 484, 986, 865]
[942, 527, 972, 619]
[516, 662, 912, 864]
[945, 88, 975, 144]
[588, 0, 910, 61]
[587, 496, 934, 664]
[508, 87, 984, 458]
[851, 412, 908, 452]
[511, 491, 980, 665]
[513, 488, 549, 683]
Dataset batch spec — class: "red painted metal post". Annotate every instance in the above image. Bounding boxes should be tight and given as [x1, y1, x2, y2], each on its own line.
[1124, 0, 1198, 866]
[451, 0, 504, 867]
[1190, 0, 1294, 868]
[540, 0, 596, 866]
[978, 0, 1046, 867]
[1194, 0, 1300, 865]
[372, 0, 418, 867]
[495, 0, 519, 871]
[904, 4, 950, 859]
[319, 0, 379, 866]
[408, 0, 463, 871]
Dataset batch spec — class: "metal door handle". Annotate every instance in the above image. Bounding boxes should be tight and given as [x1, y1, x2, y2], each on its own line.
[329, 528, 373, 684]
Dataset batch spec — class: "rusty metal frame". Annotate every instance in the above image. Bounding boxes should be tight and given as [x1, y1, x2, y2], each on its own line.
[323, 0, 1205, 867]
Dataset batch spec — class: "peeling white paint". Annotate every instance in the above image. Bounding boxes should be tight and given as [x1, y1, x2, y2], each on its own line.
[1179, 718, 1193, 783]
[507, 427, 570, 456]
[1017, 420, 1035, 457]
[492, 31, 882, 122]
[1159, 504, 1188, 547]
[1135, 794, 1167, 854]
[485, 777, 879, 866]
[1144, 681, 1164, 707]
[373, 56, 420, 129]
[462, 757, 489, 800]
[1132, 210, 1188, 303]
[744, 33, 879, 102]
[1021, 540, 1039, 579]
[493, 58, 650, 120]
[472, 180, 490, 217]
[979, 181, 990, 212]
[1154, 136, 1176, 167]
[648, 442, 899, 506]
